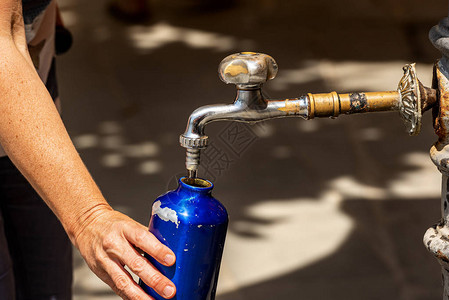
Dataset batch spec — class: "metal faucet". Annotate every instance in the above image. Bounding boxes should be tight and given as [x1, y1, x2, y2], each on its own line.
[179, 52, 437, 178]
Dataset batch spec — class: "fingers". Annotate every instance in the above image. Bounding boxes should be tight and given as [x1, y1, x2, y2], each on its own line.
[124, 225, 176, 267]
[120, 246, 176, 299]
[102, 258, 155, 300]
[102, 224, 176, 299]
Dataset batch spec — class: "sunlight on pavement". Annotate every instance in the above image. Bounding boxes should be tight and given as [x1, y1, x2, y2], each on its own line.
[72, 134, 99, 149]
[139, 160, 163, 174]
[273, 61, 433, 92]
[218, 193, 354, 295]
[217, 151, 440, 295]
[358, 127, 383, 141]
[127, 22, 254, 53]
[389, 152, 441, 199]
[99, 121, 123, 135]
[297, 120, 320, 133]
[73, 258, 120, 300]
[101, 153, 125, 168]
[123, 142, 159, 158]
[72, 120, 163, 174]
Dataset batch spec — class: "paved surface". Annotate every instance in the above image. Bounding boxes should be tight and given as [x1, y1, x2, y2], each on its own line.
[56, 0, 448, 299]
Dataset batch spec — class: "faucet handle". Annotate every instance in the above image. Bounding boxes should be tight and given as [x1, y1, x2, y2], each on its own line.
[218, 52, 278, 88]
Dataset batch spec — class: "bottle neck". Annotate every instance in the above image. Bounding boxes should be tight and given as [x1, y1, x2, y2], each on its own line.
[176, 177, 214, 196]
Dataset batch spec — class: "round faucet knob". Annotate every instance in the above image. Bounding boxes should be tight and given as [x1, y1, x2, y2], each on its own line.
[218, 52, 278, 88]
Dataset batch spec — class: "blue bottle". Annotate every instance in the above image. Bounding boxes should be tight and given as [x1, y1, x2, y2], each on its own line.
[139, 177, 228, 300]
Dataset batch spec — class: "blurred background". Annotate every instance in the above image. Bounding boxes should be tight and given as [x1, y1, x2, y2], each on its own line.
[56, 0, 448, 299]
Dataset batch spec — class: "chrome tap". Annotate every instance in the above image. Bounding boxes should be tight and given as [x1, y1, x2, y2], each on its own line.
[179, 52, 436, 178]
[179, 52, 308, 178]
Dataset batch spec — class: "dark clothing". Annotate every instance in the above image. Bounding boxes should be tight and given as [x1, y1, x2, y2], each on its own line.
[0, 213, 14, 300]
[46, 58, 59, 100]
[22, 0, 52, 24]
[0, 157, 73, 300]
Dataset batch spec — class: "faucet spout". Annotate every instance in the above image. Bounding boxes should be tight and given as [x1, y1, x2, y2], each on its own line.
[179, 88, 309, 176]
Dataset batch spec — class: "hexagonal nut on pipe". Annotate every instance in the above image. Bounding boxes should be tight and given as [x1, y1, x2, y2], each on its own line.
[218, 52, 278, 88]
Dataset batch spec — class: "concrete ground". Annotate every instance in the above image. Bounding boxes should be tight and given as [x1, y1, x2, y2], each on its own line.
[56, 0, 448, 299]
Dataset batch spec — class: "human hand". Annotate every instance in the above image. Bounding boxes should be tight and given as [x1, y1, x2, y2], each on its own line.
[73, 208, 176, 299]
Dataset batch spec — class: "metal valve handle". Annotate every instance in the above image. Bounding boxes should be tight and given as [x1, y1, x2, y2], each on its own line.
[218, 52, 278, 88]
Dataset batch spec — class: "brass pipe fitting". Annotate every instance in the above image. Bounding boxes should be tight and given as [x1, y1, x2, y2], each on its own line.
[306, 64, 437, 136]
[308, 91, 400, 118]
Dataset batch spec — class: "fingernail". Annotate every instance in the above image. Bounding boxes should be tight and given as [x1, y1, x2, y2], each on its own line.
[163, 285, 175, 297]
[164, 254, 175, 265]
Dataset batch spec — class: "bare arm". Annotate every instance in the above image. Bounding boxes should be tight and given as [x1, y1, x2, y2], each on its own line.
[0, 2, 176, 299]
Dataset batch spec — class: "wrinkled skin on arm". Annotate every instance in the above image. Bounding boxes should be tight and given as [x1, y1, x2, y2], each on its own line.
[0, 2, 176, 299]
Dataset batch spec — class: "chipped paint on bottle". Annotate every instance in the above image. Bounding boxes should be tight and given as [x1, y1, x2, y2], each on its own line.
[139, 177, 228, 300]
[152, 200, 180, 228]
